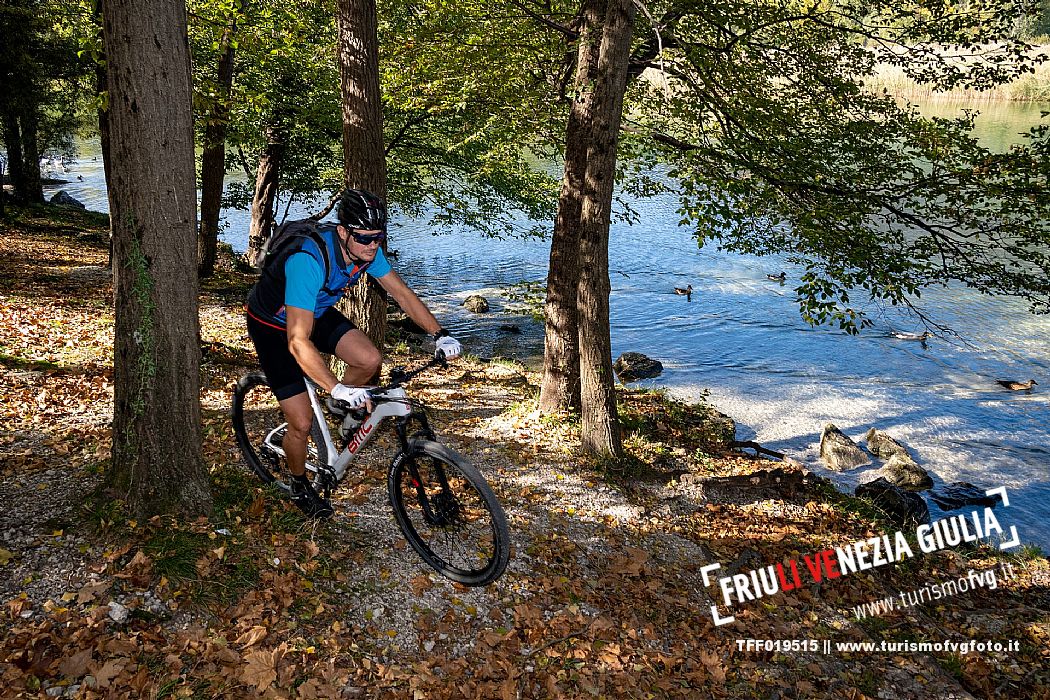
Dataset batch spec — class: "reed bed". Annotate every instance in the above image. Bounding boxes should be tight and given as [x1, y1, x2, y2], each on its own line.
[866, 48, 1050, 102]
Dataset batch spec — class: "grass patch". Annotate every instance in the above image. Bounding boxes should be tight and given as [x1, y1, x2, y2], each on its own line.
[0, 352, 64, 372]
[937, 653, 966, 683]
[81, 490, 130, 534]
[143, 527, 210, 580]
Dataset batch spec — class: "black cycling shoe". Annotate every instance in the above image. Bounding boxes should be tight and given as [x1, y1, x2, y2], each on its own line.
[290, 476, 334, 519]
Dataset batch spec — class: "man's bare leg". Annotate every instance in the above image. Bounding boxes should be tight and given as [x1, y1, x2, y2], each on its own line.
[278, 392, 314, 477]
[334, 329, 382, 386]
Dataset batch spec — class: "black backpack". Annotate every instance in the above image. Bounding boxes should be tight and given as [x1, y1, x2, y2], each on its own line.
[254, 219, 330, 278]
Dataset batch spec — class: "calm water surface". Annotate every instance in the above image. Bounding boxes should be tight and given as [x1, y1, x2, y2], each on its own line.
[44, 101, 1050, 549]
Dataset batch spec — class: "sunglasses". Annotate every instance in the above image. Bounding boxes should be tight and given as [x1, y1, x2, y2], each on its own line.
[350, 230, 387, 245]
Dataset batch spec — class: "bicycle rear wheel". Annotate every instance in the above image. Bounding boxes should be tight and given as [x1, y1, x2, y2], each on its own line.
[231, 371, 329, 493]
[389, 440, 510, 586]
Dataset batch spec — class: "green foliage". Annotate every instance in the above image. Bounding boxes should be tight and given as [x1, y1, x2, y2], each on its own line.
[501, 280, 546, 319]
[0, 0, 95, 175]
[617, 0, 1050, 331]
[189, 0, 342, 215]
[379, 0, 566, 237]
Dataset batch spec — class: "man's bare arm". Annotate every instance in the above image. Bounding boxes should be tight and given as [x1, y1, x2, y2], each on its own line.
[286, 306, 341, 392]
[376, 271, 442, 335]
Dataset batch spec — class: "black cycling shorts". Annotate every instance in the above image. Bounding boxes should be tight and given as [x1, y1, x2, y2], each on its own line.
[246, 307, 356, 400]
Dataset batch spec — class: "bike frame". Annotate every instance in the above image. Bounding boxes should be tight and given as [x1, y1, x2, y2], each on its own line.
[301, 380, 414, 482]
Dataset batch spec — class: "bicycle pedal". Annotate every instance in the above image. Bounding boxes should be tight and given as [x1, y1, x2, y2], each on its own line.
[325, 397, 348, 418]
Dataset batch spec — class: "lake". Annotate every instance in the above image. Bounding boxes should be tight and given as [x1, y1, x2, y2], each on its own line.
[43, 100, 1050, 550]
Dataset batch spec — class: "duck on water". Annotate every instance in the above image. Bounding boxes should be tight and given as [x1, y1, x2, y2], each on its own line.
[891, 330, 930, 341]
[996, 379, 1037, 391]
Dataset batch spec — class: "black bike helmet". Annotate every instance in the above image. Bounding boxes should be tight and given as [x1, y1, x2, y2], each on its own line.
[337, 189, 387, 231]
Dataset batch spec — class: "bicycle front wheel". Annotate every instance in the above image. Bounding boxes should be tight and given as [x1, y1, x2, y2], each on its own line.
[231, 371, 329, 493]
[389, 440, 510, 586]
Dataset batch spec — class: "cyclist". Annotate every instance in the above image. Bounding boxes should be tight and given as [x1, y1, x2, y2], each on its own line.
[246, 189, 462, 518]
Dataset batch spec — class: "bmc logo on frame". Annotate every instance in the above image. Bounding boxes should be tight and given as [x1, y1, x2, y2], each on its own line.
[347, 422, 374, 453]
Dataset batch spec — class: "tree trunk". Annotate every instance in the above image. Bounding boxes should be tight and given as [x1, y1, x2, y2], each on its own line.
[197, 16, 237, 278]
[102, 0, 211, 516]
[245, 124, 286, 263]
[336, 0, 387, 368]
[1, 113, 25, 201]
[539, 0, 607, 415]
[19, 110, 43, 203]
[576, 0, 635, 458]
[94, 0, 115, 266]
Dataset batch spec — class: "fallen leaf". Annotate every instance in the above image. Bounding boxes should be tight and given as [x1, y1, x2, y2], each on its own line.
[409, 574, 433, 596]
[242, 649, 277, 692]
[235, 626, 269, 648]
[77, 581, 109, 604]
[92, 658, 128, 688]
[58, 648, 92, 678]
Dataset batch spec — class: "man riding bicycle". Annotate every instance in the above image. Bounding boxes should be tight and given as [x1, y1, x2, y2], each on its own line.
[246, 189, 462, 518]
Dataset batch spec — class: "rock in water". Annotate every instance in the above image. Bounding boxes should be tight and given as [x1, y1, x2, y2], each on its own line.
[50, 190, 86, 209]
[864, 428, 910, 459]
[930, 482, 1003, 511]
[463, 295, 489, 313]
[819, 424, 870, 470]
[875, 453, 933, 491]
[613, 352, 663, 381]
[855, 477, 930, 526]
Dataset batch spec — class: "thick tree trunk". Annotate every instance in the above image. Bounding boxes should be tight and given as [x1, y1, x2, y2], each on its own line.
[539, 0, 607, 415]
[197, 17, 237, 278]
[245, 125, 286, 264]
[336, 0, 388, 368]
[102, 0, 211, 516]
[576, 0, 635, 458]
[19, 110, 43, 204]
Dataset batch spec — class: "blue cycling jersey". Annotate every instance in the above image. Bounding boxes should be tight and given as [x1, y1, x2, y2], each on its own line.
[247, 223, 392, 328]
[284, 243, 391, 316]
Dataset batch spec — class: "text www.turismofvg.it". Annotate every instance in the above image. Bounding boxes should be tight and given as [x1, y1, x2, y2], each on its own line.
[851, 563, 1018, 621]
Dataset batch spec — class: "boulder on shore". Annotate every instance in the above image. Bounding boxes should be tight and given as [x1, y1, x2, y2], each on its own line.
[50, 190, 85, 209]
[613, 352, 663, 382]
[930, 482, 1003, 511]
[876, 453, 934, 491]
[463, 295, 489, 313]
[819, 424, 869, 471]
[855, 477, 930, 526]
[865, 428, 910, 460]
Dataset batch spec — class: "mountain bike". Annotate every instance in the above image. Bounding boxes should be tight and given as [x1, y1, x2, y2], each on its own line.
[230, 352, 510, 586]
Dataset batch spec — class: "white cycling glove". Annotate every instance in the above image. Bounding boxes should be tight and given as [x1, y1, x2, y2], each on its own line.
[331, 383, 371, 410]
[434, 331, 462, 359]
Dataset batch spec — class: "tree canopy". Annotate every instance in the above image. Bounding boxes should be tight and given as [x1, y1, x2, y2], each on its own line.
[613, 0, 1050, 330]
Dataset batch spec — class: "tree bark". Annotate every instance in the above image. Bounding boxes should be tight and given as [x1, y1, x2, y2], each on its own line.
[1, 113, 26, 201]
[102, 0, 211, 516]
[93, 0, 114, 266]
[336, 0, 388, 369]
[245, 124, 286, 264]
[539, 0, 607, 415]
[197, 16, 237, 278]
[576, 0, 635, 458]
[19, 109, 43, 203]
